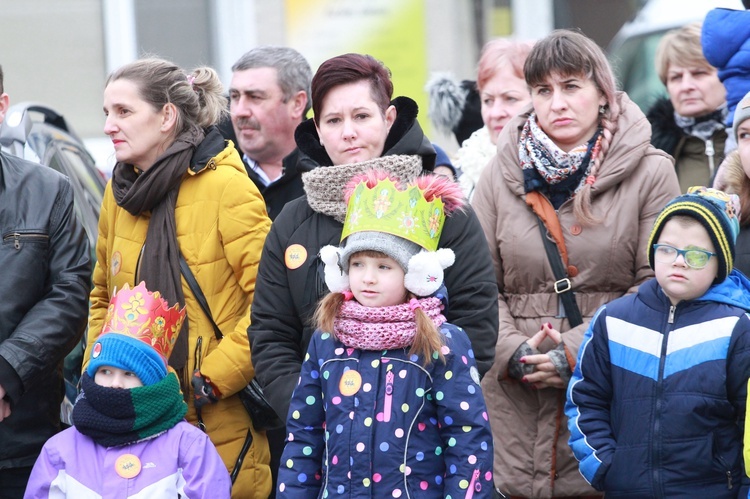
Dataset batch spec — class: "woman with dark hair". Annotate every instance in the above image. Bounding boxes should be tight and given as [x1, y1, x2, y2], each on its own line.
[85, 58, 272, 498]
[248, 54, 499, 491]
[472, 30, 680, 497]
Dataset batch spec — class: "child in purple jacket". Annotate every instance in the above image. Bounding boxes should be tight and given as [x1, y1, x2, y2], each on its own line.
[24, 282, 230, 498]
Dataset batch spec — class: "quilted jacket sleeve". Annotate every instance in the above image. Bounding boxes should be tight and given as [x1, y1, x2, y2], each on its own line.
[84, 182, 113, 373]
[248, 204, 309, 420]
[438, 206, 499, 379]
[200, 173, 271, 396]
[565, 305, 615, 491]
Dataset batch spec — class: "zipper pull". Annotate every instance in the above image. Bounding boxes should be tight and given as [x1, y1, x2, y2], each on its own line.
[705, 139, 715, 157]
[465, 468, 481, 499]
[668, 305, 675, 324]
[727, 470, 732, 490]
[13, 233, 20, 250]
[383, 371, 394, 423]
[705, 139, 716, 176]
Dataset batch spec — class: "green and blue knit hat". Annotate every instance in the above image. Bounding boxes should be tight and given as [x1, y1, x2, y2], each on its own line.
[648, 186, 740, 282]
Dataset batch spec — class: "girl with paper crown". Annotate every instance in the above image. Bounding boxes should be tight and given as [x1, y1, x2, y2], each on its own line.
[24, 282, 231, 498]
[276, 171, 494, 498]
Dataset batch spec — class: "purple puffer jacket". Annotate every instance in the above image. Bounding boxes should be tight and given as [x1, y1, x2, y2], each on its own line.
[24, 421, 231, 498]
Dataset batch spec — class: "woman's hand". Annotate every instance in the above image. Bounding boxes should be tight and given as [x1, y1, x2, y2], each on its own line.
[520, 323, 567, 390]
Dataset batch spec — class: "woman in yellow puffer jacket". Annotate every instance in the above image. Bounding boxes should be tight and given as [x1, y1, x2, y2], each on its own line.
[83, 58, 272, 498]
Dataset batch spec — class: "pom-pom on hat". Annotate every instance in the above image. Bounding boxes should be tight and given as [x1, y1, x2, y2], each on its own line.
[647, 186, 741, 283]
[87, 282, 186, 386]
[323, 170, 465, 297]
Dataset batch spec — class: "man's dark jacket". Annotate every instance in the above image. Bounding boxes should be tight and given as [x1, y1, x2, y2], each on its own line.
[217, 115, 305, 220]
[0, 151, 91, 468]
[249, 97, 499, 420]
[245, 149, 305, 221]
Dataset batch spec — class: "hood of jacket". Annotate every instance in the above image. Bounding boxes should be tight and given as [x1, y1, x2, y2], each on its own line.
[294, 96, 436, 173]
[496, 91, 666, 199]
[699, 269, 750, 311]
[702, 8, 750, 125]
[647, 97, 683, 155]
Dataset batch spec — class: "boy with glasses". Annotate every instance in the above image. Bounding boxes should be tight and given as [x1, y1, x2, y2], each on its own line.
[565, 187, 750, 496]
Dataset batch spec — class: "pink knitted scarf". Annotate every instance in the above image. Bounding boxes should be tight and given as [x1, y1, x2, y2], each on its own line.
[333, 297, 446, 351]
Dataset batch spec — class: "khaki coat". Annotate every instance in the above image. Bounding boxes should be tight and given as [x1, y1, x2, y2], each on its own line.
[473, 93, 681, 497]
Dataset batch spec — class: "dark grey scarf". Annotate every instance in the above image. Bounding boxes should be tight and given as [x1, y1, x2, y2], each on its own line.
[111, 126, 205, 386]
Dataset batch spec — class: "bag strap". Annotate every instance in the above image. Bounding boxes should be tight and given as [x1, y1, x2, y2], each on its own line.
[535, 217, 583, 327]
[178, 253, 223, 341]
[178, 251, 251, 485]
[525, 191, 583, 328]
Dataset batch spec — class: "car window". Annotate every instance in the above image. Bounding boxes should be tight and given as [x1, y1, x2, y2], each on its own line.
[47, 146, 103, 253]
[57, 146, 105, 202]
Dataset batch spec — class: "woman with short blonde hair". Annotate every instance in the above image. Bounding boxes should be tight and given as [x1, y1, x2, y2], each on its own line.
[648, 22, 728, 192]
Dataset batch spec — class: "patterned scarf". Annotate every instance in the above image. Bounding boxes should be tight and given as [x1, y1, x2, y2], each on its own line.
[302, 155, 424, 223]
[333, 297, 446, 351]
[519, 114, 602, 209]
[674, 104, 727, 141]
[73, 372, 188, 448]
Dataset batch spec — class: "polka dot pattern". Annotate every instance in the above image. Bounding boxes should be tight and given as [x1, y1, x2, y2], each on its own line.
[276, 323, 493, 497]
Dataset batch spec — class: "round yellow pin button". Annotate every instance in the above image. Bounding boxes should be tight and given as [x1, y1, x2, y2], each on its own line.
[284, 244, 307, 270]
[339, 370, 362, 396]
[115, 453, 141, 479]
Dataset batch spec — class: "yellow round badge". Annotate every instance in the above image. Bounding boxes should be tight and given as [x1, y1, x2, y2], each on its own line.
[284, 244, 308, 270]
[115, 453, 142, 479]
[339, 370, 362, 396]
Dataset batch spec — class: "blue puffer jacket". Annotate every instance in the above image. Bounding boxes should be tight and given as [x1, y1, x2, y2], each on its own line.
[566, 272, 750, 498]
[702, 8, 750, 127]
[277, 322, 494, 498]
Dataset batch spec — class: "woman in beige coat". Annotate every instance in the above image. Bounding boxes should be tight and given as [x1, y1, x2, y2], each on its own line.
[472, 30, 680, 498]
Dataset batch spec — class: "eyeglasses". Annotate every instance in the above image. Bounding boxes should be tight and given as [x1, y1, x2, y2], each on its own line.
[652, 244, 717, 269]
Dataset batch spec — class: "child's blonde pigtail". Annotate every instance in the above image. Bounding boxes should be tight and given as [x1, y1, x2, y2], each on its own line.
[313, 292, 346, 335]
[407, 294, 445, 365]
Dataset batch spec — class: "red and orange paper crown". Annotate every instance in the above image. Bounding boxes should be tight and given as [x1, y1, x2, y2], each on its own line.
[88, 282, 186, 386]
[99, 281, 186, 363]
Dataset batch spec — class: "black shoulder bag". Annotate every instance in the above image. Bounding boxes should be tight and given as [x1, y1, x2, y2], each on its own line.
[536, 217, 584, 328]
[178, 253, 284, 432]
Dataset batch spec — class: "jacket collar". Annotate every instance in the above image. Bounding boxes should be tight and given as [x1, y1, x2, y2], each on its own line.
[639, 270, 750, 313]
[293, 96, 436, 173]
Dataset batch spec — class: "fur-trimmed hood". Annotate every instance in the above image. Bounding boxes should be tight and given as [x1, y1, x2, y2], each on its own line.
[294, 96, 436, 173]
[646, 97, 684, 156]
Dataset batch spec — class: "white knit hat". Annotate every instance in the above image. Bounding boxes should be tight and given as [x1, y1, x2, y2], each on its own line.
[339, 232, 421, 273]
[733, 91, 750, 140]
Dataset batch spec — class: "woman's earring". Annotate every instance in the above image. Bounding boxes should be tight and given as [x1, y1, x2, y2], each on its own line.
[320, 139, 324, 146]
[599, 105, 606, 115]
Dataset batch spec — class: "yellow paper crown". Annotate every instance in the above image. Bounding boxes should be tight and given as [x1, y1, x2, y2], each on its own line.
[341, 178, 446, 251]
[100, 282, 186, 363]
